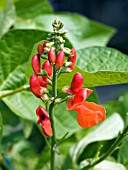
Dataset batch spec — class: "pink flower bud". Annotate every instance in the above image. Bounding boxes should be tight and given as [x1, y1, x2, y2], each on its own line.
[66, 48, 76, 72]
[32, 54, 40, 73]
[38, 44, 44, 55]
[36, 106, 53, 137]
[55, 50, 64, 69]
[42, 60, 52, 77]
[30, 73, 42, 97]
[48, 48, 56, 64]
[71, 72, 84, 93]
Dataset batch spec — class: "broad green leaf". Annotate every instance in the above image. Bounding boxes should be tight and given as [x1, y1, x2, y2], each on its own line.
[0, 100, 19, 126]
[2, 92, 43, 122]
[15, 13, 115, 49]
[57, 47, 128, 88]
[0, 29, 48, 89]
[54, 102, 81, 138]
[70, 113, 124, 163]
[79, 160, 126, 170]
[77, 47, 128, 72]
[0, 111, 3, 146]
[15, 0, 53, 19]
[21, 118, 34, 138]
[8, 140, 38, 170]
[0, 0, 15, 38]
[118, 137, 128, 168]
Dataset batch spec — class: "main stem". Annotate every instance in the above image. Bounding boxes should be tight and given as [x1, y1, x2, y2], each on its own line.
[49, 65, 57, 170]
[81, 125, 128, 170]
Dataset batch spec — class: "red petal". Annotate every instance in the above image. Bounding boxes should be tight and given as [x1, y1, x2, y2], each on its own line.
[42, 119, 53, 137]
[77, 102, 106, 128]
[38, 44, 44, 55]
[42, 60, 52, 77]
[66, 48, 76, 71]
[48, 48, 56, 64]
[38, 77, 48, 88]
[32, 54, 40, 73]
[71, 73, 84, 93]
[73, 88, 93, 104]
[55, 50, 65, 69]
[30, 73, 41, 97]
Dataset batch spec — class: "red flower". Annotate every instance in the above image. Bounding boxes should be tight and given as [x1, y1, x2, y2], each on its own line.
[36, 106, 53, 137]
[66, 48, 76, 72]
[42, 60, 52, 77]
[76, 102, 106, 128]
[66, 72, 106, 128]
[32, 54, 40, 73]
[66, 88, 93, 110]
[55, 50, 65, 69]
[48, 48, 56, 64]
[30, 73, 42, 97]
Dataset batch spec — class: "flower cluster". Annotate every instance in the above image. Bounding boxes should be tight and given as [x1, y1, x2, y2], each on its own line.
[29, 21, 77, 136]
[63, 72, 106, 128]
[29, 19, 106, 137]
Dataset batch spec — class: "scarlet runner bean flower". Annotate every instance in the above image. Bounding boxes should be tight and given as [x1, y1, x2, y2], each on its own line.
[66, 73, 106, 128]
[36, 106, 53, 137]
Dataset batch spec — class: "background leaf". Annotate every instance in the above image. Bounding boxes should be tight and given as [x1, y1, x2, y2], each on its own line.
[0, 111, 3, 146]
[0, 0, 15, 39]
[79, 160, 126, 170]
[14, 13, 115, 49]
[15, 0, 53, 19]
[57, 47, 128, 88]
[70, 113, 124, 164]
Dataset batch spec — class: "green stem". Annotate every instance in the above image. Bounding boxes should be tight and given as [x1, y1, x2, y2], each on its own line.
[0, 85, 29, 99]
[49, 65, 57, 170]
[81, 125, 128, 170]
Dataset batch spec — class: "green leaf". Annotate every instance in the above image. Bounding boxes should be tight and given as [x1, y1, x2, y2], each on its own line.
[118, 137, 128, 168]
[57, 47, 128, 88]
[0, 111, 3, 146]
[0, 29, 48, 89]
[77, 47, 128, 72]
[15, 13, 115, 49]
[54, 102, 81, 138]
[79, 160, 126, 170]
[70, 113, 124, 164]
[21, 119, 34, 138]
[0, 100, 19, 126]
[0, 0, 15, 39]
[15, 0, 53, 19]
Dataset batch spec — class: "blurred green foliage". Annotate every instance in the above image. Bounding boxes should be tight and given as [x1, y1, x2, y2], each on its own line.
[0, 0, 128, 169]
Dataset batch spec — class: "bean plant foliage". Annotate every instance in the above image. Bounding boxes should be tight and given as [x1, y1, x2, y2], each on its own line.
[0, 0, 128, 170]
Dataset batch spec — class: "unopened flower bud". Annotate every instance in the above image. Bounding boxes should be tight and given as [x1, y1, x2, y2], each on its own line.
[42, 60, 52, 77]
[48, 48, 56, 64]
[71, 72, 84, 93]
[55, 50, 65, 69]
[30, 73, 42, 97]
[41, 94, 49, 102]
[32, 54, 40, 73]
[38, 77, 48, 88]
[66, 48, 76, 72]
[38, 44, 44, 55]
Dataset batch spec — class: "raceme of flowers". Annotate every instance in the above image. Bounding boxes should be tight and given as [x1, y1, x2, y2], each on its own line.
[30, 33, 106, 137]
